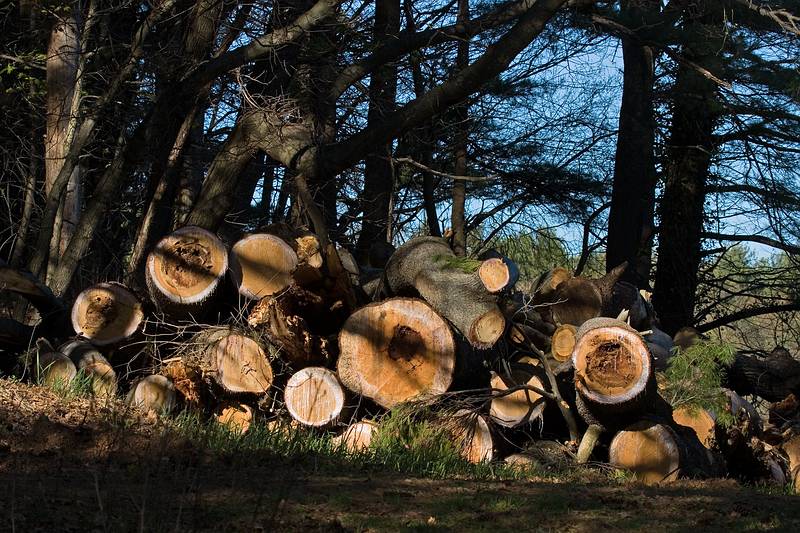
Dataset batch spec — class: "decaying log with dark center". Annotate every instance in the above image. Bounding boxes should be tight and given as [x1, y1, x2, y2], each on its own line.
[337, 297, 456, 408]
[71, 282, 143, 346]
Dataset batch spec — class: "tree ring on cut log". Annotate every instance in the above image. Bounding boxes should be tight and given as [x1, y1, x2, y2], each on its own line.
[673, 406, 716, 449]
[471, 308, 506, 348]
[451, 409, 494, 463]
[337, 298, 456, 408]
[215, 334, 273, 394]
[478, 258, 517, 293]
[334, 420, 378, 453]
[71, 283, 143, 345]
[551, 324, 577, 362]
[36, 352, 77, 388]
[147, 226, 228, 305]
[609, 420, 681, 484]
[489, 369, 546, 428]
[215, 403, 253, 433]
[230, 233, 299, 299]
[573, 324, 651, 405]
[129, 375, 176, 414]
[285, 367, 348, 427]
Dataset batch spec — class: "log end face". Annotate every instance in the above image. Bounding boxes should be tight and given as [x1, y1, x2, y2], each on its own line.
[285, 367, 347, 428]
[673, 406, 716, 449]
[215, 403, 253, 433]
[147, 226, 228, 306]
[471, 309, 506, 349]
[230, 233, 298, 299]
[215, 334, 273, 394]
[573, 325, 651, 405]
[71, 283, 143, 346]
[130, 375, 177, 414]
[478, 258, 511, 293]
[609, 421, 681, 485]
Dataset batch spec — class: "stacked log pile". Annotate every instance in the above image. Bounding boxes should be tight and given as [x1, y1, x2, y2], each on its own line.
[3, 230, 800, 487]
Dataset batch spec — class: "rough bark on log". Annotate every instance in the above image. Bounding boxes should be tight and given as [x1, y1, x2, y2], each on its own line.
[247, 285, 333, 367]
[489, 364, 547, 428]
[146, 226, 228, 318]
[230, 233, 298, 299]
[0, 260, 70, 336]
[531, 267, 572, 304]
[478, 256, 519, 294]
[284, 366, 351, 428]
[451, 409, 494, 464]
[573, 317, 653, 414]
[337, 297, 456, 408]
[71, 283, 144, 346]
[645, 328, 674, 371]
[384, 237, 505, 348]
[550, 263, 626, 326]
[128, 375, 177, 414]
[183, 328, 274, 394]
[333, 419, 378, 453]
[725, 347, 800, 403]
[214, 403, 254, 433]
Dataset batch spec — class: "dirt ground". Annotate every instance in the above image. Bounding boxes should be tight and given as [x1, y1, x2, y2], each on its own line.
[1, 379, 799, 532]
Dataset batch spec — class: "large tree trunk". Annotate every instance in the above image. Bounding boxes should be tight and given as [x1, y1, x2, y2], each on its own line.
[355, 0, 400, 262]
[384, 237, 505, 348]
[653, 10, 723, 335]
[44, 11, 82, 284]
[605, 0, 658, 287]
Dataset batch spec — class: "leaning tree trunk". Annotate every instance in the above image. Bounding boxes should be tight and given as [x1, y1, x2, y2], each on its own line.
[146, 226, 229, 318]
[182, 328, 274, 395]
[450, 0, 470, 257]
[572, 317, 654, 421]
[71, 282, 144, 346]
[337, 297, 456, 408]
[384, 237, 505, 348]
[284, 366, 352, 428]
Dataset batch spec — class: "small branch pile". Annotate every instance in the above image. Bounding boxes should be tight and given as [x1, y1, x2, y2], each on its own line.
[3, 231, 800, 487]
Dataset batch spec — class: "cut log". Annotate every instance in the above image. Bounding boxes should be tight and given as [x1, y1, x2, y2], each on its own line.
[531, 267, 572, 304]
[509, 322, 550, 351]
[128, 375, 177, 414]
[334, 420, 378, 453]
[0, 260, 70, 336]
[230, 233, 298, 299]
[62, 341, 116, 396]
[573, 317, 653, 413]
[724, 389, 762, 434]
[336, 245, 361, 285]
[489, 364, 547, 428]
[576, 423, 603, 463]
[214, 403, 254, 433]
[384, 237, 505, 348]
[71, 282, 144, 346]
[605, 281, 650, 330]
[551, 324, 577, 363]
[258, 223, 324, 286]
[609, 420, 682, 484]
[478, 256, 519, 293]
[161, 360, 204, 408]
[284, 367, 350, 428]
[725, 347, 800, 402]
[673, 406, 716, 448]
[337, 298, 456, 408]
[451, 409, 494, 464]
[550, 263, 626, 326]
[183, 328, 274, 394]
[35, 351, 77, 388]
[781, 435, 800, 491]
[146, 226, 228, 317]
